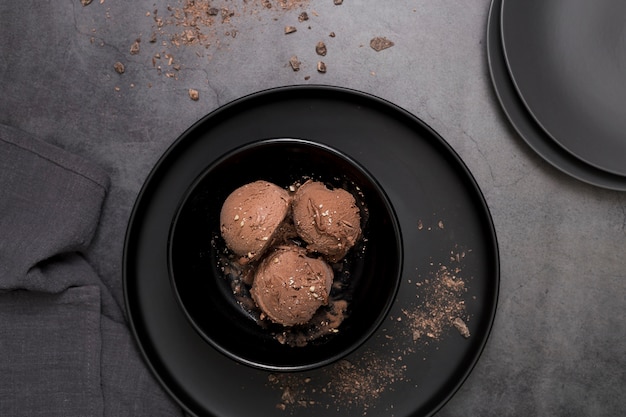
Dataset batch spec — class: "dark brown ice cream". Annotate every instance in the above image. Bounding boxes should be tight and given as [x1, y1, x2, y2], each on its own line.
[220, 180, 291, 260]
[292, 180, 361, 262]
[250, 245, 334, 327]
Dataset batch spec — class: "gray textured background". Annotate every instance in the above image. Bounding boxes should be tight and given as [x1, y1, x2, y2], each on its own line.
[1, 0, 624, 416]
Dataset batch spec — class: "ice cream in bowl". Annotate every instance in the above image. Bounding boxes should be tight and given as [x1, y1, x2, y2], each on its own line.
[168, 139, 402, 372]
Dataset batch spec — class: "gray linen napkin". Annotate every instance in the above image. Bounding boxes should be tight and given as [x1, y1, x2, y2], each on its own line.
[0, 125, 183, 417]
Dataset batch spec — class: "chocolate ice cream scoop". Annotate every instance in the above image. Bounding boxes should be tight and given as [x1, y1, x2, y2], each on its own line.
[220, 180, 291, 260]
[292, 180, 361, 262]
[250, 245, 333, 327]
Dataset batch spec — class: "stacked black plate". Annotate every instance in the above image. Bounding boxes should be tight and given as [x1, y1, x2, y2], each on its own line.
[488, 0, 626, 190]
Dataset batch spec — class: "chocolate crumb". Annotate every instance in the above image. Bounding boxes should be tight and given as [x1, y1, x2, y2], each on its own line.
[281, 386, 295, 404]
[285, 25, 297, 34]
[329, 31, 336, 37]
[188, 88, 199, 101]
[334, 0, 343, 4]
[304, 75, 310, 80]
[453, 317, 471, 338]
[315, 41, 327, 56]
[317, 61, 327, 73]
[129, 39, 140, 55]
[370, 36, 394, 51]
[221, 7, 235, 23]
[298, 12, 309, 22]
[289, 55, 301, 71]
[113, 61, 125, 74]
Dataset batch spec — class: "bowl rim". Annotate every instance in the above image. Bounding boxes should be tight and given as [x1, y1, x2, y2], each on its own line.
[167, 137, 404, 372]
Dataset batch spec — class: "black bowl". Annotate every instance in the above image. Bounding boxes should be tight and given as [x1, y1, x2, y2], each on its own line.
[168, 138, 402, 372]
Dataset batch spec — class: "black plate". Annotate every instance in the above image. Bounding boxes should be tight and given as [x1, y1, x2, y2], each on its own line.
[487, 0, 626, 191]
[501, 0, 626, 177]
[124, 85, 499, 417]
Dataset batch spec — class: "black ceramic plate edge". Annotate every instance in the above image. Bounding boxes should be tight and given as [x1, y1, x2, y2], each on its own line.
[123, 85, 500, 417]
[499, 0, 626, 177]
[487, 0, 626, 191]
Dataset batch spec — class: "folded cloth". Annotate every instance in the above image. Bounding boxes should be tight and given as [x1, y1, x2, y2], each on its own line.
[0, 287, 103, 417]
[0, 125, 183, 417]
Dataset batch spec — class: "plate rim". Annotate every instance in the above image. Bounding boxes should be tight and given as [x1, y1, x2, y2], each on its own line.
[487, 0, 626, 191]
[499, 0, 626, 177]
[123, 84, 501, 417]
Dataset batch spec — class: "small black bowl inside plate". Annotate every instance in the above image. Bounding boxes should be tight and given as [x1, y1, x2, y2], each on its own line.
[168, 138, 402, 372]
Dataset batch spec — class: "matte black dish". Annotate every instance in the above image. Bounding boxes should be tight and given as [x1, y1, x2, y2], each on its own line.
[169, 138, 402, 372]
[124, 85, 499, 417]
[501, 0, 626, 176]
[487, 0, 626, 191]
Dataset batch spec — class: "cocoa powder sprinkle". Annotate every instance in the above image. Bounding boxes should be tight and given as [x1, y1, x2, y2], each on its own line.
[402, 264, 469, 342]
[268, 247, 473, 413]
[268, 351, 407, 412]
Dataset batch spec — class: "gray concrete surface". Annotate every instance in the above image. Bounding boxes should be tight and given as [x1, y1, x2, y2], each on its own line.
[1, 0, 624, 416]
